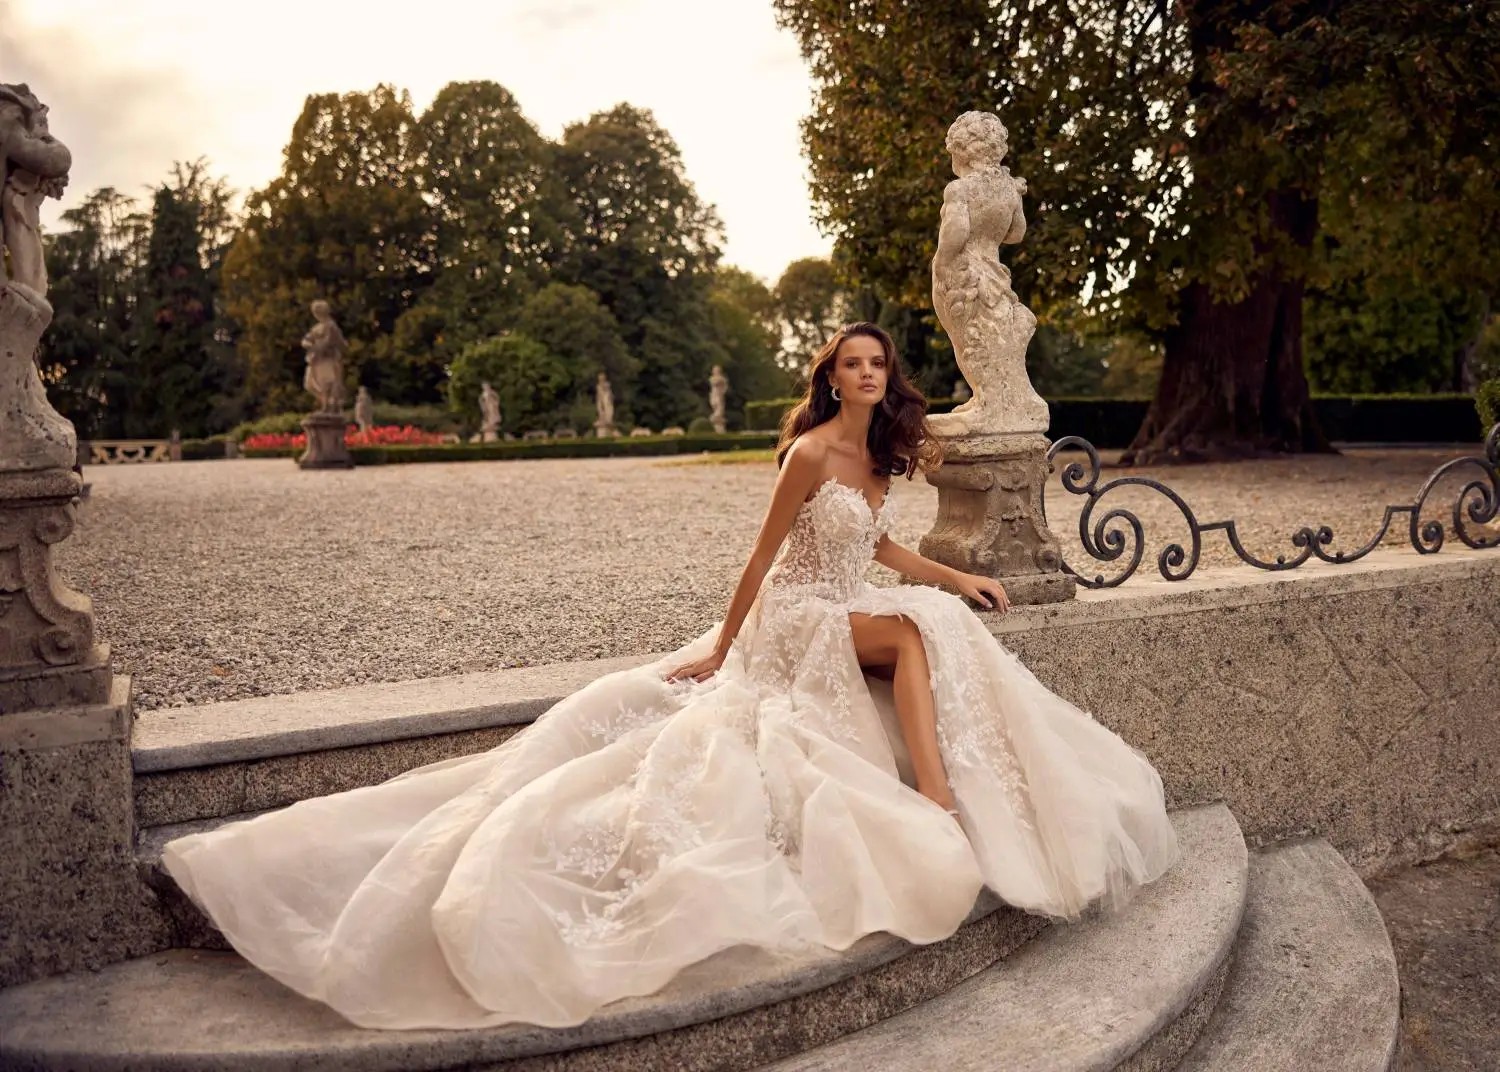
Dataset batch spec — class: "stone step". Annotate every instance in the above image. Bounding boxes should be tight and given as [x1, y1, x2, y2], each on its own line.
[758, 803, 1248, 1072]
[1174, 838, 1401, 1072]
[0, 805, 1241, 1072]
[131, 654, 661, 827]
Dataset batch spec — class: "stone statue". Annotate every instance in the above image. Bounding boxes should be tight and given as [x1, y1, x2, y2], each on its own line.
[0, 83, 70, 300]
[479, 381, 501, 442]
[929, 110, 1048, 437]
[354, 386, 374, 434]
[594, 371, 616, 437]
[1, 82, 75, 473]
[708, 364, 729, 434]
[300, 300, 348, 414]
[915, 111, 1074, 607]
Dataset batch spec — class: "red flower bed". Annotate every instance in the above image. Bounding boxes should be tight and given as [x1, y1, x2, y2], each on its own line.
[243, 425, 446, 452]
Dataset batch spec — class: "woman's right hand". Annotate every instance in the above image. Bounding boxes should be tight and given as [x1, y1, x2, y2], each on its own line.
[663, 649, 726, 684]
[953, 572, 1011, 613]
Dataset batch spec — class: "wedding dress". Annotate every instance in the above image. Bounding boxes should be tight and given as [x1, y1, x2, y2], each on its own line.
[161, 476, 1178, 1031]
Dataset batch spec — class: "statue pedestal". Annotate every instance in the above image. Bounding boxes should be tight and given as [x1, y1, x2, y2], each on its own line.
[915, 432, 1076, 606]
[594, 422, 617, 438]
[0, 469, 166, 985]
[0, 468, 113, 709]
[298, 412, 353, 470]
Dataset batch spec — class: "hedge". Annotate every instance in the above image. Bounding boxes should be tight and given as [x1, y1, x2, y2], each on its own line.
[1477, 381, 1500, 435]
[749, 394, 1484, 447]
[227, 395, 1490, 464]
[243, 432, 780, 464]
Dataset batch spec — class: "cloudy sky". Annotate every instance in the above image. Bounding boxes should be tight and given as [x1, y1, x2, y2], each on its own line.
[3, 0, 833, 282]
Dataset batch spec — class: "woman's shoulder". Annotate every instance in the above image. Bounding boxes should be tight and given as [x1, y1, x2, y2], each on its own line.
[785, 431, 832, 463]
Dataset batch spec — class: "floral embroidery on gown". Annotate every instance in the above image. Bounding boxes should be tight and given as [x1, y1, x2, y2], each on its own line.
[161, 477, 1178, 1030]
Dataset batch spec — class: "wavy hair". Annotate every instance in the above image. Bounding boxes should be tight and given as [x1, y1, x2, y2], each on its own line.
[775, 322, 944, 479]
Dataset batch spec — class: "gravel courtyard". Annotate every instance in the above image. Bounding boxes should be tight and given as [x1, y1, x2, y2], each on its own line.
[56, 445, 1496, 711]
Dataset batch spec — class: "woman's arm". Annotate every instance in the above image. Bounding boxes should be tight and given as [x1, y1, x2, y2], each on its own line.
[874, 535, 1012, 612]
[873, 535, 959, 587]
[664, 438, 827, 681]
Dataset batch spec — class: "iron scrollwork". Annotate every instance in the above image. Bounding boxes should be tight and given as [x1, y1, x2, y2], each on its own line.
[1044, 424, 1500, 588]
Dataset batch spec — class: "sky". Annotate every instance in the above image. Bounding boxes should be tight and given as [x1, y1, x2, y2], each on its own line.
[2, 0, 833, 282]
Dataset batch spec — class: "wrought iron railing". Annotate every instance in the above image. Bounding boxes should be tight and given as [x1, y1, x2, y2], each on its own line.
[1043, 423, 1500, 588]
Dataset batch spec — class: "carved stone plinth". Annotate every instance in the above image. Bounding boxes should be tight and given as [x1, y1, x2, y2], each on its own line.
[594, 422, 617, 438]
[0, 283, 75, 472]
[297, 411, 353, 470]
[0, 467, 112, 711]
[916, 432, 1076, 606]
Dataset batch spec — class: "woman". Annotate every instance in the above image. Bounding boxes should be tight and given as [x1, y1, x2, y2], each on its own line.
[162, 323, 1177, 1032]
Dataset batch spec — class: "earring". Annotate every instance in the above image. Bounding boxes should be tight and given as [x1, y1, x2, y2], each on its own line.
[831, 385, 841, 402]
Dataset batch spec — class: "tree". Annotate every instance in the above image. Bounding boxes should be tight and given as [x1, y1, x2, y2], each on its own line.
[37, 188, 148, 438]
[220, 85, 434, 414]
[125, 162, 241, 437]
[772, 256, 852, 374]
[1306, 283, 1487, 395]
[447, 333, 570, 434]
[513, 282, 639, 427]
[552, 104, 729, 428]
[773, 0, 1500, 461]
[710, 267, 795, 416]
[393, 82, 569, 371]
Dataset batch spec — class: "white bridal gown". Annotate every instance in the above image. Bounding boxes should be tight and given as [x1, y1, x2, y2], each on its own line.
[162, 476, 1178, 1031]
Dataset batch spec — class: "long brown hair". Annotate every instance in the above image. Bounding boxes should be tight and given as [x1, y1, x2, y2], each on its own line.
[775, 322, 945, 479]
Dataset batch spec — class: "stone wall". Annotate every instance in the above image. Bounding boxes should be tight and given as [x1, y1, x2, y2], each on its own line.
[992, 549, 1499, 875]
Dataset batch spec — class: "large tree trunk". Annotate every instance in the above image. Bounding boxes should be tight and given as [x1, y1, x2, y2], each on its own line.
[1122, 220, 1333, 465]
[1122, 1, 1333, 465]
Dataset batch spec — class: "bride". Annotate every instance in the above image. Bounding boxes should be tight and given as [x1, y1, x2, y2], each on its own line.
[162, 322, 1178, 1032]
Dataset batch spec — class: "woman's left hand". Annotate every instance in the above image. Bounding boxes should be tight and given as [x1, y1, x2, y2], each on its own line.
[953, 573, 1011, 613]
[663, 649, 726, 684]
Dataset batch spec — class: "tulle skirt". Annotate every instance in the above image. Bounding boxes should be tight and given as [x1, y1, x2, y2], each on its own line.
[162, 580, 1178, 1029]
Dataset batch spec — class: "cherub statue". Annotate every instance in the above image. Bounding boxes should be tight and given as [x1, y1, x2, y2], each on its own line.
[930, 110, 1048, 437]
[0, 83, 71, 301]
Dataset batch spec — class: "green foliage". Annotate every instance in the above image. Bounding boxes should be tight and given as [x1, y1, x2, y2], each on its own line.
[447, 333, 570, 434]
[392, 82, 567, 372]
[551, 104, 729, 429]
[246, 433, 780, 464]
[226, 402, 455, 442]
[709, 268, 797, 423]
[38, 188, 147, 438]
[773, 0, 1500, 454]
[42, 82, 829, 438]
[687, 416, 716, 435]
[220, 85, 436, 413]
[1476, 381, 1500, 434]
[513, 282, 639, 427]
[39, 164, 241, 439]
[125, 167, 238, 437]
[772, 257, 853, 373]
[1025, 326, 1109, 398]
[1306, 279, 1487, 395]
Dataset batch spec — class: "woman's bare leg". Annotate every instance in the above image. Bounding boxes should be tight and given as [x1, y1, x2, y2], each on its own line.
[849, 613, 955, 813]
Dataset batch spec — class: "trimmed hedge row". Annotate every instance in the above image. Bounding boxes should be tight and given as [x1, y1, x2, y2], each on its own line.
[222, 394, 1491, 464]
[749, 394, 1485, 447]
[1477, 381, 1500, 433]
[243, 432, 780, 465]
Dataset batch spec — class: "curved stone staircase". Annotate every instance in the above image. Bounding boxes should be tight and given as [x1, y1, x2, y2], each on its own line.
[0, 672, 1404, 1071]
[0, 800, 1401, 1071]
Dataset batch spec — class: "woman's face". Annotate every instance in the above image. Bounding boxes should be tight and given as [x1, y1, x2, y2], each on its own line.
[827, 334, 889, 405]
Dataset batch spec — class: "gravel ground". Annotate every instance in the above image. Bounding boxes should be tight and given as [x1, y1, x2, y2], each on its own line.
[55, 445, 1496, 711]
[1369, 846, 1500, 1071]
